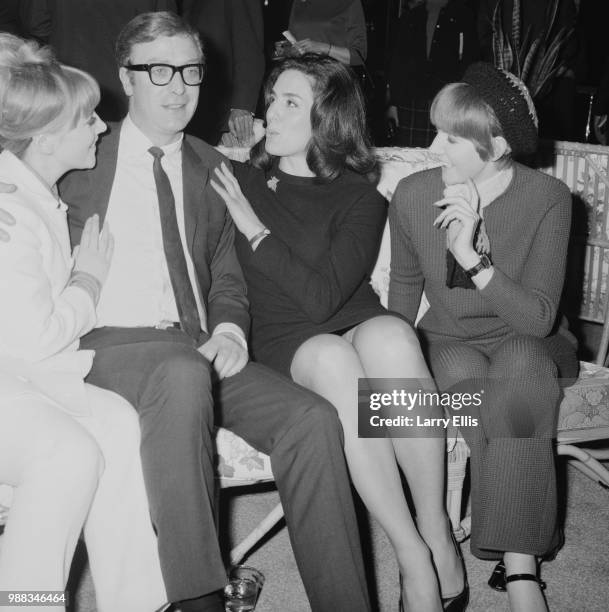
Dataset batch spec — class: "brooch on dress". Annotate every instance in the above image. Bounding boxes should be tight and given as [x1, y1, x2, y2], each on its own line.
[267, 176, 279, 192]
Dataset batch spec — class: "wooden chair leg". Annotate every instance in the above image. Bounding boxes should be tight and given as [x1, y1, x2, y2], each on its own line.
[557, 444, 609, 487]
[446, 437, 470, 542]
[229, 502, 285, 566]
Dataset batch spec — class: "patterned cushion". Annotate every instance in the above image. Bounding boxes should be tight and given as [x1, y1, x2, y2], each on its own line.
[215, 427, 274, 485]
[558, 361, 609, 441]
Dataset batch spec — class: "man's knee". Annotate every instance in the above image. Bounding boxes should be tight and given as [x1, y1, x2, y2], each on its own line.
[145, 347, 214, 426]
[287, 393, 344, 445]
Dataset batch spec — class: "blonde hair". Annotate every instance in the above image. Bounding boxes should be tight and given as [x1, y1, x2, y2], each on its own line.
[430, 82, 507, 162]
[0, 33, 100, 157]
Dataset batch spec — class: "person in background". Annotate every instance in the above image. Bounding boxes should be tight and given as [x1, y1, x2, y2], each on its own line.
[0, 0, 22, 35]
[181, 0, 265, 146]
[211, 54, 467, 612]
[389, 62, 578, 612]
[387, 0, 479, 148]
[20, 0, 177, 121]
[0, 32, 166, 612]
[285, 0, 367, 66]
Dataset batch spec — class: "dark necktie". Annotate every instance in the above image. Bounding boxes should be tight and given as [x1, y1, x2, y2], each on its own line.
[148, 146, 201, 339]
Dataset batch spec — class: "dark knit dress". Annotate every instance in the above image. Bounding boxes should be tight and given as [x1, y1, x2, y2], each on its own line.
[389, 164, 578, 560]
[233, 161, 387, 377]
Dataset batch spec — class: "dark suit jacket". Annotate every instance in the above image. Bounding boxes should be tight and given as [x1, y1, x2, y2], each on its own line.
[59, 122, 250, 337]
[182, 0, 265, 142]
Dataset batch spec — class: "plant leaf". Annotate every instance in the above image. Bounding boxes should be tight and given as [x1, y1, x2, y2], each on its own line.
[511, 0, 521, 65]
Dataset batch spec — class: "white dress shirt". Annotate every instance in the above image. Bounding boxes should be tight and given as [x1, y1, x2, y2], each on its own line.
[96, 116, 245, 345]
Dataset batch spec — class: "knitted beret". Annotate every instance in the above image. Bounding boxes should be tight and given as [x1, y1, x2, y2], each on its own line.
[462, 61, 538, 156]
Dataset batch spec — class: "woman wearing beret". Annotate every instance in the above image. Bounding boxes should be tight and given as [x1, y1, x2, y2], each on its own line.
[389, 61, 578, 612]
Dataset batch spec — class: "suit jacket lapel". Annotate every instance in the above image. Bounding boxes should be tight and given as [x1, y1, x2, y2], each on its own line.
[182, 137, 208, 256]
[93, 123, 121, 222]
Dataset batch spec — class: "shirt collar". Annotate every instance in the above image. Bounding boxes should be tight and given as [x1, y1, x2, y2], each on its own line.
[0, 149, 67, 212]
[120, 114, 184, 161]
[477, 165, 514, 210]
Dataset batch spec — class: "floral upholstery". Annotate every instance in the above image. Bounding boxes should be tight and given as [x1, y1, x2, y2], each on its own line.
[559, 361, 609, 440]
[215, 427, 274, 486]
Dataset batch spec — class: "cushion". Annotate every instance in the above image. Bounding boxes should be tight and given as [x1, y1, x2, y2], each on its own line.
[558, 361, 609, 441]
[215, 427, 274, 485]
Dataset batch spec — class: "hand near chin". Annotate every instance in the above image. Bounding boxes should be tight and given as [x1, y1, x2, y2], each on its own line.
[433, 178, 481, 266]
[210, 162, 266, 241]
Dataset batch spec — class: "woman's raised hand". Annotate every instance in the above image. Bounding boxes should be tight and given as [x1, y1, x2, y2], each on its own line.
[211, 162, 266, 241]
[432, 178, 483, 269]
[0, 206, 16, 243]
[72, 214, 114, 286]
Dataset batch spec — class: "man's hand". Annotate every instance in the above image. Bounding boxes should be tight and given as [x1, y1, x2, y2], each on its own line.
[198, 332, 248, 379]
[0, 206, 16, 243]
[593, 114, 607, 145]
[228, 108, 255, 147]
[293, 38, 330, 56]
[386, 105, 399, 141]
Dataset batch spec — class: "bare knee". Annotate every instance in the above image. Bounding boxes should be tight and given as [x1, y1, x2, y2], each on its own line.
[353, 315, 420, 355]
[290, 334, 360, 387]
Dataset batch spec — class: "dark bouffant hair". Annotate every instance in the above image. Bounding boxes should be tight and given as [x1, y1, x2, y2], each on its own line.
[251, 54, 379, 184]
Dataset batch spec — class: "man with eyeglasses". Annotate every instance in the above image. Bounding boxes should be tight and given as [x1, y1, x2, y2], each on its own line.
[49, 11, 371, 612]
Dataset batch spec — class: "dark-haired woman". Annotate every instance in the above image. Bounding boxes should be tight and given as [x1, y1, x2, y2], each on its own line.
[211, 55, 464, 612]
[389, 62, 578, 612]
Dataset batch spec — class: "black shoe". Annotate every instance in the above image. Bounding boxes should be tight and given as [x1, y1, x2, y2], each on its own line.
[487, 561, 546, 592]
[174, 590, 224, 612]
[441, 534, 469, 612]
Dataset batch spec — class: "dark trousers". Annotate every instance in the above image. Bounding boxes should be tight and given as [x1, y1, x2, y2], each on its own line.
[425, 332, 578, 560]
[81, 326, 370, 611]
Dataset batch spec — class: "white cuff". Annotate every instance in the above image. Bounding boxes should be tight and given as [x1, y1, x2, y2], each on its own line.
[212, 323, 248, 351]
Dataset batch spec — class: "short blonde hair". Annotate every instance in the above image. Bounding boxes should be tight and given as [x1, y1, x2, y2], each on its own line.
[0, 33, 100, 157]
[430, 82, 507, 162]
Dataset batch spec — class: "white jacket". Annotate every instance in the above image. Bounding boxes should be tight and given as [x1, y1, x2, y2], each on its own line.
[0, 150, 96, 414]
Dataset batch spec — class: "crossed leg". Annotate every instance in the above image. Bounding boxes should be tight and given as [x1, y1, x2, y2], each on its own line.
[291, 315, 461, 612]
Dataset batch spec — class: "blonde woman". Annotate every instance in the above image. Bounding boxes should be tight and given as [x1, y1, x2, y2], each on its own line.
[0, 34, 166, 611]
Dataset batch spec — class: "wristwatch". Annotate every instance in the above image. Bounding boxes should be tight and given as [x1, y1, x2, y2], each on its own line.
[465, 254, 492, 278]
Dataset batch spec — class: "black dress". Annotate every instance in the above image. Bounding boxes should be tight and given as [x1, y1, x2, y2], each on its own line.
[234, 161, 387, 376]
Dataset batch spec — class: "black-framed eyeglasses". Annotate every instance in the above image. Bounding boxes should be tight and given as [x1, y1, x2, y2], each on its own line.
[124, 63, 204, 86]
